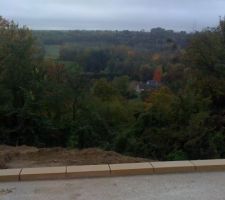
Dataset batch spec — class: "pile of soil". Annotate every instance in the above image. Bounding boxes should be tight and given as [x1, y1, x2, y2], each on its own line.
[0, 145, 149, 169]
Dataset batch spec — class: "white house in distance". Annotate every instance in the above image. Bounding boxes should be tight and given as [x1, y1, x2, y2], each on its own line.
[135, 80, 161, 93]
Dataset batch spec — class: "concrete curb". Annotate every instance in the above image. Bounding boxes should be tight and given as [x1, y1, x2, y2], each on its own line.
[110, 162, 154, 176]
[1, 159, 225, 182]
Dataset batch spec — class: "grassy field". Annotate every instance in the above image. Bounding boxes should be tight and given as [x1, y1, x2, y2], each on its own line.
[45, 45, 60, 59]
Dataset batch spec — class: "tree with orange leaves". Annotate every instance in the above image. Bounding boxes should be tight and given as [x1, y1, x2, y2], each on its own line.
[153, 67, 162, 83]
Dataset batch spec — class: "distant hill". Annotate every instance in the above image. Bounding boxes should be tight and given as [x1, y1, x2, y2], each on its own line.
[33, 28, 191, 52]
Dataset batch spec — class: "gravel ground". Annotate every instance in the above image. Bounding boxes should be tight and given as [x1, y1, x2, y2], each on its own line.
[1, 172, 225, 200]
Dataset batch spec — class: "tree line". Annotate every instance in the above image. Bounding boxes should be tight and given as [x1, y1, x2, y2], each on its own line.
[33, 28, 190, 52]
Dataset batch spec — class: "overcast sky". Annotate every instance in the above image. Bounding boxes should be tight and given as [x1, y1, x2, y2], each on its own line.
[0, 0, 224, 31]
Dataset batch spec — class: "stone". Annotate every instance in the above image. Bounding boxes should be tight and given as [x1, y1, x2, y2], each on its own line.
[0, 168, 21, 182]
[191, 159, 225, 172]
[151, 161, 195, 174]
[66, 165, 110, 178]
[110, 163, 153, 176]
[20, 167, 66, 181]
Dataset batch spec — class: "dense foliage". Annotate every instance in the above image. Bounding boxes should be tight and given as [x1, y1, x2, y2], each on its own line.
[0, 16, 225, 160]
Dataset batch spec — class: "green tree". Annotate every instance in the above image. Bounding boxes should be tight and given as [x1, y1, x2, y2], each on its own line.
[0, 17, 43, 109]
[0, 17, 49, 145]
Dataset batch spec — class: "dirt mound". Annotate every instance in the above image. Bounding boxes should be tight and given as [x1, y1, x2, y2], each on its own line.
[0, 145, 38, 169]
[76, 148, 148, 164]
[0, 145, 150, 169]
[0, 158, 7, 169]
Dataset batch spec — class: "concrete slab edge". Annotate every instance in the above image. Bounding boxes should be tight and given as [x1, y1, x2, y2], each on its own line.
[0, 159, 225, 182]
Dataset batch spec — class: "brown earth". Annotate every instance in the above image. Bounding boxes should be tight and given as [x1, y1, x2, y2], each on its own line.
[0, 145, 150, 169]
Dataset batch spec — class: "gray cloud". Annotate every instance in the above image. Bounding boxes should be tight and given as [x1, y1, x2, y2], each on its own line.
[0, 0, 224, 31]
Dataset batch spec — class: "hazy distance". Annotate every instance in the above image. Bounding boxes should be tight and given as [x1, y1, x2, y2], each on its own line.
[0, 0, 224, 31]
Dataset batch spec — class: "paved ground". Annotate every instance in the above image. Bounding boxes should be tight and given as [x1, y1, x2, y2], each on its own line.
[1, 172, 225, 200]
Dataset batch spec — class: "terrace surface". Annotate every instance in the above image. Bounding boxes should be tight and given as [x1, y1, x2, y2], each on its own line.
[1, 172, 225, 200]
